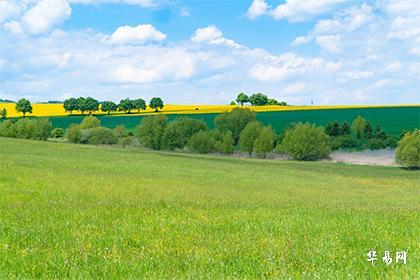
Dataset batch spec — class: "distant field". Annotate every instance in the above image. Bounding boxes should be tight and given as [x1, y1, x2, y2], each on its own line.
[43, 106, 420, 136]
[0, 138, 418, 278]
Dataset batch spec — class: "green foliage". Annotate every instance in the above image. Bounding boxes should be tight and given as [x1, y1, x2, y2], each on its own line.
[0, 108, 7, 119]
[101, 101, 118, 115]
[249, 93, 268, 106]
[325, 121, 341, 137]
[133, 98, 147, 113]
[351, 116, 367, 139]
[76, 97, 87, 115]
[114, 125, 128, 138]
[330, 135, 359, 151]
[229, 101, 236, 105]
[236, 93, 249, 106]
[215, 107, 256, 143]
[0, 118, 51, 140]
[63, 98, 78, 115]
[239, 121, 264, 156]
[84, 97, 100, 115]
[15, 98, 33, 116]
[253, 126, 276, 158]
[149, 97, 164, 112]
[162, 117, 207, 150]
[136, 115, 167, 150]
[80, 116, 101, 130]
[118, 99, 135, 114]
[279, 123, 331, 161]
[396, 130, 420, 169]
[66, 124, 82, 143]
[187, 130, 215, 154]
[341, 122, 351, 135]
[85, 127, 118, 145]
[267, 98, 280, 105]
[217, 130, 234, 155]
[363, 122, 373, 139]
[51, 128, 65, 138]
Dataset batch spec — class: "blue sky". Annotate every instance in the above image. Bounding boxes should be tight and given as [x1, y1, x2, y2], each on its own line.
[0, 0, 419, 105]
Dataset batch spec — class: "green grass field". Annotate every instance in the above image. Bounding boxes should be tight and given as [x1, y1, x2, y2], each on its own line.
[0, 137, 418, 278]
[45, 106, 420, 136]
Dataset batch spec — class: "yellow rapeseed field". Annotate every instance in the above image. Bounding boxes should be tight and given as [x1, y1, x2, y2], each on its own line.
[0, 102, 417, 118]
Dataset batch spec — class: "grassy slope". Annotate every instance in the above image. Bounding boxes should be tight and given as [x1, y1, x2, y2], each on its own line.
[45, 106, 420, 135]
[0, 138, 419, 279]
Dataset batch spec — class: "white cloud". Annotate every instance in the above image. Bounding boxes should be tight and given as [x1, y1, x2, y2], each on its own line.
[247, 0, 269, 19]
[284, 82, 306, 94]
[191, 26, 242, 49]
[315, 35, 341, 53]
[292, 35, 311, 46]
[69, 0, 156, 7]
[109, 24, 166, 44]
[0, 0, 21, 23]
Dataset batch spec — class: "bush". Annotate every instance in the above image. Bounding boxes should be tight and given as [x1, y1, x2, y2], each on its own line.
[80, 116, 100, 130]
[51, 128, 65, 138]
[239, 121, 264, 156]
[135, 115, 167, 150]
[0, 118, 51, 140]
[351, 116, 367, 139]
[396, 130, 419, 169]
[118, 136, 136, 147]
[278, 123, 331, 161]
[365, 138, 388, 150]
[188, 131, 215, 154]
[216, 130, 234, 155]
[325, 121, 341, 137]
[215, 108, 256, 142]
[67, 124, 82, 143]
[114, 125, 128, 138]
[85, 127, 118, 145]
[162, 117, 207, 150]
[0, 120, 17, 137]
[253, 126, 276, 158]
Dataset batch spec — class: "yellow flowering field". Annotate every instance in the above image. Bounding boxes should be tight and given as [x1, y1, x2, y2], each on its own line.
[1, 102, 417, 118]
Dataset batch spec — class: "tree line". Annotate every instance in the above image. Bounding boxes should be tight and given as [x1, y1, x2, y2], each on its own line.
[232, 93, 287, 106]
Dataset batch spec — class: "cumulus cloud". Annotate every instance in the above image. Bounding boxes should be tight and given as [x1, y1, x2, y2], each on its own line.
[247, 0, 269, 19]
[109, 24, 166, 44]
[191, 26, 242, 49]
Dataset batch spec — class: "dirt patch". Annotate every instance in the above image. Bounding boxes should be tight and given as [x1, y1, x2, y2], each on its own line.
[329, 149, 397, 166]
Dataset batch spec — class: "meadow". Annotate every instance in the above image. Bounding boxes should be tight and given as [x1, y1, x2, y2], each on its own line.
[0, 137, 418, 278]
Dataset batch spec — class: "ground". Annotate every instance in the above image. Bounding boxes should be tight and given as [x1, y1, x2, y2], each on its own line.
[0, 138, 418, 278]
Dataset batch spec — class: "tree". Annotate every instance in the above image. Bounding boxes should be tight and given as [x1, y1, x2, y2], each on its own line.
[135, 115, 167, 150]
[325, 121, 341, 137]
[267, 98, 280, 105]
[230, 101, 236, 105]
[253, 126, 276, 158]
[188, 131, 215, 154]
[374, 125, 387, 140]
[85, 127, 118, 145]
[51, 128, 65, 138]
[239, 121, 264, 156]
[0, 108, 7, 119]
[80, 115, 100, 130]
[236, 93, 249, 106]
[249, 93, 268, 106]
[278, 123, 331, 161]
[63, 98, 78, 115]
[215, 107, 256, 143]
[219, 130, 234, 155]
[396, 130, 419, 169]
[351, 116, 367, 139]
[118, 99, 135, 114]
[149, 97, 164, 112]
[67, 124, 82, 143]
[84, 97, 99, 115]
[133, 98, 147, 113]
[363, 122, 373, 139]
[15, 98, 32, 117]
[101, 101, 117, 115]
[162, 117, 207, 150]
[341, 122, 351, 136]
[77, 97, 88, 115]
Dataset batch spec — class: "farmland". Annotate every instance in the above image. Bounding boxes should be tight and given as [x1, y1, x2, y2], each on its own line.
[0, 137, 419, 278]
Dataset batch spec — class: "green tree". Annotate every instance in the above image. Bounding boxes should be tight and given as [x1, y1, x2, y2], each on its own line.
[114, 125, 128, 138]
[267, 98, 280, 105]
[374, 125, 387, 140]
[219, 130, 234, 155]
[63, 98, 78, 115]
[215, 107, 256, 143]
[236, 93, 249, 106]
[162, 117, 207, 150]
[85, 127, 118, 145]
[67, 124, 82, 143]
[351, 116, 367, 139]
[278, 123, 331, 161]
[325, 121, 341, 137]
[396, 130, 419, 169]
[51, 128, 64, 138]
[249, 93, 268, 106]
[188, 131, 215, 154]
[76, 97, 88, 115]
[363, 122, 373, 139]
[118, 98, 135, 114]
[230, 101, 236, 105]
[0, 108, 7, 119]
[239, 121, 264, 156]
[15, 98, 32, 116]
[149, 97, 164, 112]
[84, 97, 99, 115]
[101, 101, 117, 115]
[253, 126, 276, 158]
[341, 122, 351, 136]
[80, 115, 101, 130]
[135, 115, 167, 150]
[133, 98, 147, 113]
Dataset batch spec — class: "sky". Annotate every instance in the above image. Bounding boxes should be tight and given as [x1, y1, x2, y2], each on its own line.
[0, 0, 419, 105]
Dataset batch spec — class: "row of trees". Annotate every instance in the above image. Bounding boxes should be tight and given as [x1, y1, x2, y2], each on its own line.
[64, 97, 164, 115]
[233, 93, 287, 106]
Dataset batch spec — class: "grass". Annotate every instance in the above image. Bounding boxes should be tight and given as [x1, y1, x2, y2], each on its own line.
[0, 137, 419, 278]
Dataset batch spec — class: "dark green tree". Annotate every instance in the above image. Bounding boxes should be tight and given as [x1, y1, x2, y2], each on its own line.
[133, 98, 147, 113]
[249, 93, 268, 106]
[63, 98, 78, 115]
[325, 121, 341, 137]
[0, 108, 7, 119]
[162, 117, 207, 150]
[363, 122, 373, 139]
[267, 98, 280, 105]
[253, 126, 276, 158]
[15, 98, 32, 116]
[341, 122, 351, 136]
[239, 121, 264, 156]
[374, 125, 387, 140]
[236, 93, 249, 106]
[215, 107, 256, 143]
[84, 97, 99, 115]
[149, 97, 164, 112]
[77, 97, 88, 115]
[118, 99, 135, 114]
[101, 101, 117, 115]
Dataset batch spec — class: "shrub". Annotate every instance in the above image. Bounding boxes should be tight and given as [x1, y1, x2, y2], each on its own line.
[351, 116, 367, 139]
[278, 123, 331, 161]
[0, 108, 7, 119]
[0, 120, 17, 137]
[216, 130, 234, 155]
[114, 125, 128, 138]
[85, 127, 118, 145]
[253, 126, 276, 158]
[239, 121, 264, 156]
[188, 131, 215, 154]
[215, 107, 256, 143]
[135, 115, 167, 150]
[325, 121, 341, 137]
[365, 138, 387, 150]
[67, 124, 82, 143]
[341, 122, 351, 135]
[80, 116, 100, 130]
[118, 136, 135, 148]
[51, 128, 65, 138]
[162, 117, 207, 150]
[396, 130, 419, 169]
[16, 118, 51, 140]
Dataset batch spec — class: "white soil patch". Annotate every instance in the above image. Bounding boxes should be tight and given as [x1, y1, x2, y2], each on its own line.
[329, 149, 397, 166]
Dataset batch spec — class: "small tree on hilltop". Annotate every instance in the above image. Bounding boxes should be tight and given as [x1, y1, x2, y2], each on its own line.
[150, 97, 164, 112]
[239, 121, 264, 156]
[101, 101, 117, 115]
[0, 108, 7, 119]
[253, 126, 276, 158]
[249, 93, 268, 106]
[236, 93, 249, 106]
[63, 98, 78, 115]
[133, 98, 147, 113]
[396, 130, 419, 169]
[15, 98, 32, 117]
